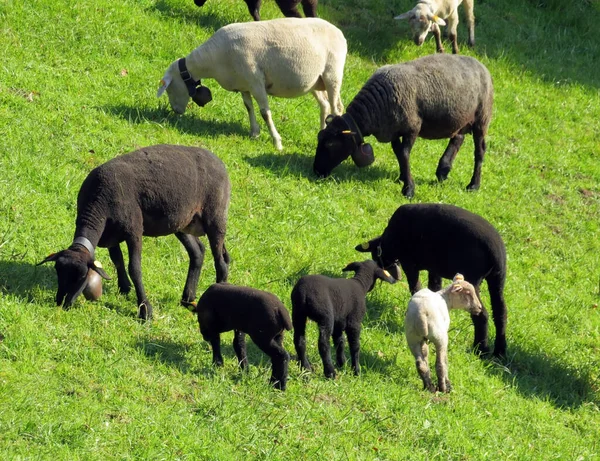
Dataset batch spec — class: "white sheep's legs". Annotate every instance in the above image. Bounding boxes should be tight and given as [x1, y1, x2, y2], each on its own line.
[241, 92, 261, 138]
[250, 88, 283, 150]
[434, 339, 452, 393]
[462, 0, 475, 47]
[446, 10, 461, 54]
[312, 90, 331, 130]
[409, 340, 436, 392]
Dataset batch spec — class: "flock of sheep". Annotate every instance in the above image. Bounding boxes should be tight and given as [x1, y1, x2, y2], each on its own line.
[40, 0, 508, 392]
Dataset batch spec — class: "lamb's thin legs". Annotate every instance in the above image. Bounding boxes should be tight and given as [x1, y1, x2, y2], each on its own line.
[467, 127, 487, 191]
[125, 235, 152, 320]
[410, 340, 435, 392]
[209, 333, 224, 366]
[435, 340, 451, 392]
[346, 325, 361, 376]
[243, 0, 262, 20]
[252, 333, 290, 390]
[318, 322, 336, 378]
[431, 23, 444, 53]
[463, 0, 475, 47]
[391, 134, 418, 198]
[300, 0, 317, 17]
[293, 312, 312, 370]
[332, 326, 346, 368]
[108, 244, 131, 294]
[175, 232, 205, 305]
[233, 330, 248, 369]
[275, 0, 302, 17]
[241, 92, 260, 138]
[436, 134, 465, 182]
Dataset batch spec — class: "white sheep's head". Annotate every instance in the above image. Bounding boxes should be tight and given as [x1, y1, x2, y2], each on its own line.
[446, 273, 482, 315]
[395, 5, 446, 46]
[157, 61, 190, 114]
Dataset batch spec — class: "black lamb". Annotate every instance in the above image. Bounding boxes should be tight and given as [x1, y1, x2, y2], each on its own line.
[38, 144, 231, 321]
[356, 203, 507, 357]
[193, 283, 293, 390]
[291, 260, 396, 379]
[313, 54, 494, 198]
[193, 0, 318, 21]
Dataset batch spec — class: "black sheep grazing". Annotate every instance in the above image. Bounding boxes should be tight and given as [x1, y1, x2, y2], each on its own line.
[356, 203, 507, 357]
[194, 283, 292, 390]
[313, 54, 494, 198]
[38, 144, 231, 321]
[193, 0, 318, 21]
[291, 260, 396, 379]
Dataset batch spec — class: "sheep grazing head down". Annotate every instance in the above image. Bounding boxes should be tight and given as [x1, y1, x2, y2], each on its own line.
[38, 250, 111, 308]
[313, 114, 374, 177]
[394, 7, 447, 46]
[354, 237, 402, 282]
[157, 59, 212, 115]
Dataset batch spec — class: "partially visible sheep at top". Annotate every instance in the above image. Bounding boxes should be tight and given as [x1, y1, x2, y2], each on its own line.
[313, 53, 493, 198]
[193, 0, 318, 22]
[38, 145, 231, 321]
[395, 0, 475, 54]
[157, 17, 346, 151]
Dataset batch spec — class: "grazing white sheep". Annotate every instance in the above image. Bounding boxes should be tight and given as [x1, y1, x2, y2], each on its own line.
[395, 0, 475, 54]
[157, 17, 347, 151]
[405, 274, 482, 393]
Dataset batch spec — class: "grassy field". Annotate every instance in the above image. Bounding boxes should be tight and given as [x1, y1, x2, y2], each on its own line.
[1, 0, 600, 458]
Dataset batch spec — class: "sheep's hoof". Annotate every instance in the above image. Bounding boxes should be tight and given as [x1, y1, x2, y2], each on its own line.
[299, 361, 313, 372]
[180, 299, 197, 311]
[401, 184, 415, 199]
[324, 370, 336, 380]
[436, 165, 451, 182]
[270, 377, 287, 391]
[118, 284, 132, 295]
[138, 301, 153, 321]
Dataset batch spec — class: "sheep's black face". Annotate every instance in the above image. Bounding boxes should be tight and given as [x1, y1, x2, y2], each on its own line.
[355, 238, 402, 281]
[313, 117, 360, 177]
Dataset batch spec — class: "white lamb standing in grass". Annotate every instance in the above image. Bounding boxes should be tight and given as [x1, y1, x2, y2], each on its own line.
[157, 17, 347, 151]
[405, 273, 482, 393]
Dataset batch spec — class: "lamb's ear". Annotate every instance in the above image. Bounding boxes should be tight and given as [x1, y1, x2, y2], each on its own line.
[37, 252, 60, 265]
[355, 237, 380, 253]
[342, 262, 361, 273]
[450, 283, 464, 293]
[394, 11, 412, 20]
[88, 260, 111, 280]
[429, 14, 446, 26]
[157, 74, 172, 97]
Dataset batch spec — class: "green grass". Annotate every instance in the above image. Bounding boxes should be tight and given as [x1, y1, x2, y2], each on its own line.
[1, 0, 600, 458]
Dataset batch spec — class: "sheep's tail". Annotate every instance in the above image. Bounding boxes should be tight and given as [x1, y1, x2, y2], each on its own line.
[279, 306, 293, 331]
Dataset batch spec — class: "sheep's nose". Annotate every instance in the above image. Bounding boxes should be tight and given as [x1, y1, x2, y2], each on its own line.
[415, 37, 424, 46]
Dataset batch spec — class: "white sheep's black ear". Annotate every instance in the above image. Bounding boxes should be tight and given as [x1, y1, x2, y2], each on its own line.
[394, 11, 412, 20]
[157, 74, 172, 97]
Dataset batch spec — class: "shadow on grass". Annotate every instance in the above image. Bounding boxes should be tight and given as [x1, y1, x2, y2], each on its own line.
[103, 104, 247, 138]
[485, 343, 598, 409]
[244, 151, 396, 183]
[139, 338, 191, 373]
[0, 260, 55, 302]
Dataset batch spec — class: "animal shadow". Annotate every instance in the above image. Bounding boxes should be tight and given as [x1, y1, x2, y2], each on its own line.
[485, 343, 598, 409]
[104, 104, 246, 138]
[0, 259, 55, 302]
[138, 338, 191, 373]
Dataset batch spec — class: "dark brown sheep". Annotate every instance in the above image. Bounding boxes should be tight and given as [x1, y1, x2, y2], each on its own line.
[193, 0, 318, 21]
[38, 144, 231, 321]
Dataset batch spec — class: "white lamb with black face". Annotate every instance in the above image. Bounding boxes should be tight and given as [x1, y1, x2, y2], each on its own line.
[157, 17, 347, 151]
[405, 274, 482, 393]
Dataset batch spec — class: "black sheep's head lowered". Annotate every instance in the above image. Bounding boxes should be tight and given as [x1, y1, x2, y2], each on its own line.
[38, 249, 111, 308]
[355, 238, 402, 281]
[313, 115, 374, 178]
